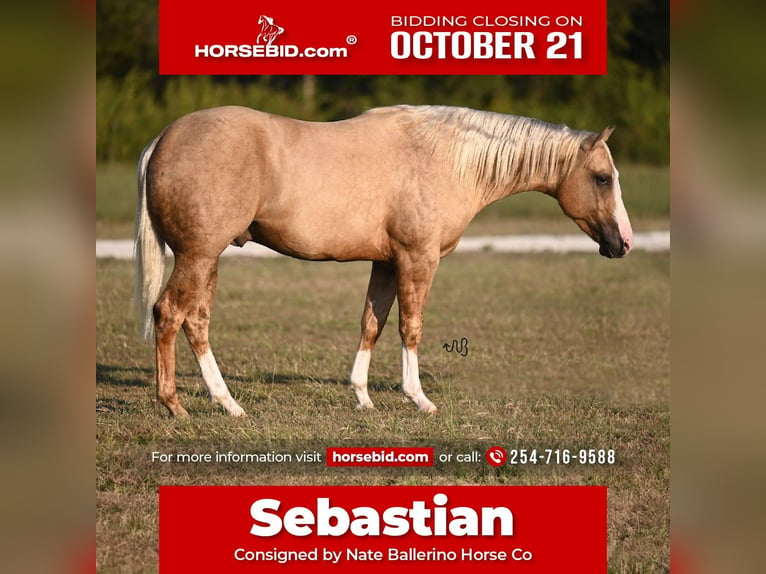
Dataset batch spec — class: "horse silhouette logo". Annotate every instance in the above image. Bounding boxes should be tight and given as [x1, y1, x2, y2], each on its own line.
[257, 15, 285, 46]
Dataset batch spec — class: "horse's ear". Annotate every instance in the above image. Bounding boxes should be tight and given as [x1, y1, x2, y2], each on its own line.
[599, 126, 615, 142]
[582, 126, 615, 151]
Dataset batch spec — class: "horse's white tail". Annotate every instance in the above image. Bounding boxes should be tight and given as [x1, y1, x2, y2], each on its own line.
[134, 136, 166, 341]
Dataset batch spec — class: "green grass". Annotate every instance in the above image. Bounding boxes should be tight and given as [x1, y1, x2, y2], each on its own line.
[97, 251, 669, 572]
[96, 162, 669, 238]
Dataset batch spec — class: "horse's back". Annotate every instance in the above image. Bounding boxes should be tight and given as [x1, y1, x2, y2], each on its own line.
[144, 105, 463, 261]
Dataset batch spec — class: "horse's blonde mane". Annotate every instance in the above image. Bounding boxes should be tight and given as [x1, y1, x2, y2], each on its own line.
[398, 105, 591, 195]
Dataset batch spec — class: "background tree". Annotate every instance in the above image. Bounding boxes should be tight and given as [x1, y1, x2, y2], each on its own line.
[96, 0, 669, 164]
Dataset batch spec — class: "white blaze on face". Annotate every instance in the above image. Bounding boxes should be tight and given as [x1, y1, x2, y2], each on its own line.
[612, 167, 633, 254]
[601, 141, 633, 255]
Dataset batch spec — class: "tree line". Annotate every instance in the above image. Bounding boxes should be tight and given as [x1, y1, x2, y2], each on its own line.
[97, 0, 669, 164]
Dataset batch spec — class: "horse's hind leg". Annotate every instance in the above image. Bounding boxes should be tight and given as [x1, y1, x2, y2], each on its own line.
[153, 254, 243, 417]
[181, 260, 246, 417]
[350, 261, 397, 409]
[153, 254, 204, 417]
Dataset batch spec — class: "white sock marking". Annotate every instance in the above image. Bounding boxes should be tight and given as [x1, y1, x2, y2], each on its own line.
[350, 349, 374, 409]
[199, 349, 246, 416]
[401, 345, 436, 412]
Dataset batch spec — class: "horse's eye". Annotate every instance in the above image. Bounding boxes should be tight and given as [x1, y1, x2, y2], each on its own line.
[595, 174, 611, 187]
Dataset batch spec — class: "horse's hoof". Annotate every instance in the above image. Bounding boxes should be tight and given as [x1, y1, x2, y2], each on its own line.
[227, 405, 248, 417]
[418, 402, 438, 414]
[355, 401, 376, 411]
[166, 404, 189, 418]
[215, 396, 247, 417]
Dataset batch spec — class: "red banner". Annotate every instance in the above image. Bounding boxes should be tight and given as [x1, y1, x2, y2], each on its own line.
[159, 0, 607, 75]
[159, 485, 606, 572]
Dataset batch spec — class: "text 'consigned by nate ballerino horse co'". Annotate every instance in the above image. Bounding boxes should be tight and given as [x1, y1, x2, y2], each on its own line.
[159, 486, 607, 572]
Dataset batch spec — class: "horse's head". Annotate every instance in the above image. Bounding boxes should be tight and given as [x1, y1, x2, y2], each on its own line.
[556, 127, 633, 258]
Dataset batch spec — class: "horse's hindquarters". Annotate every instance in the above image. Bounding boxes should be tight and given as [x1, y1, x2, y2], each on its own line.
[146, 113, 263, 256]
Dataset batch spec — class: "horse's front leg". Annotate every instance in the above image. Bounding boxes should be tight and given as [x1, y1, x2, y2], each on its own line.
[350, 261, 397, 409]
[395, 252, 439, 413]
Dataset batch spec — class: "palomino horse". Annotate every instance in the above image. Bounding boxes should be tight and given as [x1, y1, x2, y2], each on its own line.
[135, 105, 633, 417]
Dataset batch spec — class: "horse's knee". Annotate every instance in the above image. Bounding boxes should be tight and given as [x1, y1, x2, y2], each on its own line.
[399, 324, 422, 349]
[360, 303, 380, 338]
[359, 329, 378, 351]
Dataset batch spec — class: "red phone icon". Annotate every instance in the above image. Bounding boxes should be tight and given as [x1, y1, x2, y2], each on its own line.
[485, 446, 507, 467]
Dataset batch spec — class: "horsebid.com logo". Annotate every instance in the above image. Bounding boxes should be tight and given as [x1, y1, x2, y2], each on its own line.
[256, 15, 284, 46]
[194, 14, 353, 59]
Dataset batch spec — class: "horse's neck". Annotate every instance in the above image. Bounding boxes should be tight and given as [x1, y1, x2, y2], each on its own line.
[476, 175, 556, 212]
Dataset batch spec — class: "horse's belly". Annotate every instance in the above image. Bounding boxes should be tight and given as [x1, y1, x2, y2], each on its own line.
[247, 220, 389, 262]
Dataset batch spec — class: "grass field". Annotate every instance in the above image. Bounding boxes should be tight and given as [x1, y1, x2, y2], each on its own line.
[96, 162, 670, 238]
[97, 249, 669, 572]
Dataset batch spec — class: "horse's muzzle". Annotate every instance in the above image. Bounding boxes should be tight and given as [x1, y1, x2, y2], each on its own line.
[599, 236, 631, 258]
